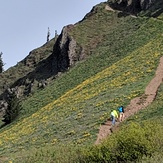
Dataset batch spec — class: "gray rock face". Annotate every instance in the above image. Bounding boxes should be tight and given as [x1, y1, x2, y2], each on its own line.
[108, 0, 159, 13]
[51, 25, 83, 74]
[140, 0, 156, 10]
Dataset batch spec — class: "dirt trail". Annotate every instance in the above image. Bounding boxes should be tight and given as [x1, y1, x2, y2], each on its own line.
[95, 56, 163, 144]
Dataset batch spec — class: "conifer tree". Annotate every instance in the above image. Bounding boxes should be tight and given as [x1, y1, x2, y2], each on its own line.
[47, 27, 50, 42]
[2, 94, 22, 124]
[55, 30, 58, 38]
[0, 52, 4, 73]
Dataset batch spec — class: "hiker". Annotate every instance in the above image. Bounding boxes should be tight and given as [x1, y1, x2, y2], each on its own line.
[110, 109, 118, 126]
[118, 106, 124, 122]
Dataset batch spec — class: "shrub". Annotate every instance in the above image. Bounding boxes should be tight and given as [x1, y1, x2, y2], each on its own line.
[80, 120, 163, 162]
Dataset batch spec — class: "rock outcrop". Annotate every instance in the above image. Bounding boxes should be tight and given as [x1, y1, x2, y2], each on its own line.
[50, 25, 84, 74]
[108, 0, 162, 14]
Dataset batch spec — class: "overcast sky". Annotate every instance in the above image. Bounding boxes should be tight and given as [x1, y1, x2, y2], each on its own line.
[0, 0, 106, 70]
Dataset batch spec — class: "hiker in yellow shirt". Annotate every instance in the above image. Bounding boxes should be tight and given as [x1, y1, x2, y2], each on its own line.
[110, 109, 118, 126]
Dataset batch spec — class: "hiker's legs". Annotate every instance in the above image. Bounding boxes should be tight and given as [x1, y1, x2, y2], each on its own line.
[119, 113, 122, 121]
[122, 112, 124, 120]
[111, 115, 115, 126]
[119, 113, 124, 121]
[119, 113, 122, 122]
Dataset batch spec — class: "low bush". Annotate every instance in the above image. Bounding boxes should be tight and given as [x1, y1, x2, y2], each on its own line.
[80, 120, 163, 162]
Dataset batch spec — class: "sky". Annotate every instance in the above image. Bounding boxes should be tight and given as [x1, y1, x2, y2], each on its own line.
[0, 0, 106, 70]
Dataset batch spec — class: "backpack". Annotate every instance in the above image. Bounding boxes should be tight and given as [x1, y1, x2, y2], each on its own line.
[118, 106, 124, 113]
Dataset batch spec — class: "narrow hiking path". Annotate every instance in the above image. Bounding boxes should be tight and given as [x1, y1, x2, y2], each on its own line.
[95, 56, 163, 144]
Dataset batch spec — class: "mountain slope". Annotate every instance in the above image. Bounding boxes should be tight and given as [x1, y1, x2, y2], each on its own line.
[96, 55, 163, 144]
[0, 1, 162, 162]
[0, 21, 162, 161]
[0, 1, 162, 110]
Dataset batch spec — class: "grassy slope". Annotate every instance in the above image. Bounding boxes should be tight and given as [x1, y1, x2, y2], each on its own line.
[0, 3, 162, 162]
[126, 83, 163, 124]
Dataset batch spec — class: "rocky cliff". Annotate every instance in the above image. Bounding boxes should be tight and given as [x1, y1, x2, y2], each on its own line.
[108, 0, 163, 14]
[49, 25, 84, 74]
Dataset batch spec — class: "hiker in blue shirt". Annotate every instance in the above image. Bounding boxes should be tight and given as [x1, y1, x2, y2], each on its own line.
[118, 106, 124, 122]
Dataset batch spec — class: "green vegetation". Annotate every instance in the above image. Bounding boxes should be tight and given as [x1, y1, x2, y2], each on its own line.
[80, 121, 163, 162]
[126, 83, 163, 124]
[78, 83, 163, 163]
[0, 52, 4, 73]
[2, 94, 22, 124]
[0, 2, 162, 163]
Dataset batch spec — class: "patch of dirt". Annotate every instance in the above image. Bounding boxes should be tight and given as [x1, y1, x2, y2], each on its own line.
[105, 5, 115, 12]
[95, 56, 163, 144]
[0, 157, 9, 162]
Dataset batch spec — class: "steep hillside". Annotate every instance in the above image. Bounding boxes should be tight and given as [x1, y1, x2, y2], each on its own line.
[0, 38, 56, 99]
[0, 0, 163, 112]
[0, 1, 162, 162]
[96, 56, 163, 144]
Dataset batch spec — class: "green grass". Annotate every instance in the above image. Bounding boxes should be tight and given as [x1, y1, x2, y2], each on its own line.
[80, 83, 163, 163]
[126, 83, 163, 124]
[0, 3, 162, 162]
